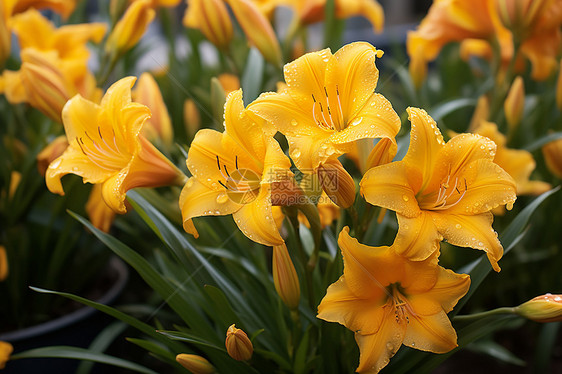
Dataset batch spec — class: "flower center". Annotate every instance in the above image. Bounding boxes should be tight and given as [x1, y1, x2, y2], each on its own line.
[418, 172, 468, 211]
[216, 155, 260, 204]
[389, 284, 412, 324]
[76, 126, 131, 171]
[311, 85, 344, 131]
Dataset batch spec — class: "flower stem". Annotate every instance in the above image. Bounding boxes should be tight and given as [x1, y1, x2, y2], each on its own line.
[453, 307, 517, 322]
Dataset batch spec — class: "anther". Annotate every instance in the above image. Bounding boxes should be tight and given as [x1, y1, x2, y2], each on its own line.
[216, 155, 221, 170]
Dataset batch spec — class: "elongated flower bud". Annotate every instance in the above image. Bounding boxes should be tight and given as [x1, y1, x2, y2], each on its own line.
[504, 76, 524, 131]
[365, 137, 397, 171]
[183, 99, 201, 140]
[225, 324, 253, 361]
[318, 160, 356, 208]
[225, 0, 282, 66]
[176, 354, 214, 374]
[0, 246, 8, 281]
[106, 0, 155, 56]
[516, 294, 562, 322]
[0, 341, 12, 369]
[542, 138, 562, 179]
[272, 244, 301, 309]
[183, 0, 233, 50]
[20, 50, 72, 122]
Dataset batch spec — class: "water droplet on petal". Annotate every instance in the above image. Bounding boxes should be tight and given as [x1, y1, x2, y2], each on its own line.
[291, 119, 298, 126]
[216, 193, 229, 204]
[455, 224, 461, 229]
[402, 195, 409, 202]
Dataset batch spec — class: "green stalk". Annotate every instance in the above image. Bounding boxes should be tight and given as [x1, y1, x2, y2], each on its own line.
[453, 307, 517, 322]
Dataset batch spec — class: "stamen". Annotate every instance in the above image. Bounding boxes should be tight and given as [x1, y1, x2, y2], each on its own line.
[235, 155, 239, 170]
[223, 164, 231, 178]
[216, 155, 221, 170]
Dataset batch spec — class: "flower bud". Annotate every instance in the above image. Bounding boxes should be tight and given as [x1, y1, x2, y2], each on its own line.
[183, 99, 201, 140]
[183, 0, 233, 50]
[0, 246, 8, 281]
[408, 51, 427, 89]
[217, 73, 240, 95]
[0, 341, 13, 369]
[225, 324, 253, 361]
[176, 354, 214, 374]
[317, 160, 356, 208]
[272, 244, 301, 309]
[516, 294, 562, 323]
[132, 72, 173, 148]
[504, 76, 525, 131]
[496, 0, 547, 38]
[37, 136, 69, 176]
[225, 0, 282, 66]
[365, 137, 397, 171]
[106, 0, 155, 56]
[20, 50, 72, 122]
[542, 137, 562, 179]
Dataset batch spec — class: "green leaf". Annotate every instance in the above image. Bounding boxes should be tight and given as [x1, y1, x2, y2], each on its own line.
[67, 211, 216, 339]
[126, 338, 179, 366]
[429, 98, 477, 122]
[10, 346, 158, 374]
[453, 186, 560, 316]
[467, 340, 526, 367]
[76, 322, 128, 374]
[203, 285, 240, 329]
[241, 48, 264, 104]
[29, 286, 185, 353]
[157, 330, 225, 352]
[524, 132, 562, 152]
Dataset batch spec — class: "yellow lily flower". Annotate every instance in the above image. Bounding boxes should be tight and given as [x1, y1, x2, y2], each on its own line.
[6, 0, 77, 18]
[218, 73, 241, 95]
[225, 324, 254, 361]
[248, 42, 400, 174]
[542, 137, 562, 179]
[183, 0, 233, 50]
[10, 8, 106, 62]
[472, 121, 551, 197]
[361, 108, 517, 271]
[179, 89, 292, 246]
[132, 72, 174, 148]
[37, 135, 69, 176]
[46, 77, 185, 214]
[318, 227, 470, 374]
[106, 0, 155, 56]
[131, 0, 181, 7]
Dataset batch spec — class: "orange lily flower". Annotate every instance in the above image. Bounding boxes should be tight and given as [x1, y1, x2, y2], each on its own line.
[248, 42, 400, 173]
[0, 246, 8, 281]
[132, 72, 174, 148]
[0, 341, 13, 369]
[180, 89, 292, 246]
[86, 184, 118, 233]
[318, 227, 470, 373]
[46, 77, 185, 214]
[361, 108, 517, 271]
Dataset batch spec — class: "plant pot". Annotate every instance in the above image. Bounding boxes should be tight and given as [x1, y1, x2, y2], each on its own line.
[0, 256, 128, 374]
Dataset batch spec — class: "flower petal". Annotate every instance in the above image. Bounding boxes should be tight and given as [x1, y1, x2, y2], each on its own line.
[325, 42, 382, 122]
[394, 212, 442, 260]
[179, 177, 242, 235]
[433, 212, 503, 272]
[232, 184, 284, 246]
[61, 93, 101, 143]
[339, 227, 400, 300]
[317, 276, 386, 335]
[447, 159, 516, 215]
[402, 310, 458, 354]
[45, 145, 114, 195]
[355, 303, 407, 373]
[225, 89, 267, 161]
[360, 161, 421, 218]
[329, 93, 400, 145]
[407, 267, 470, 315]
[248, 92, 328, 138]
[286, 135, 334, 171]
[402, 107, 445, 194]
[101, 167, 129, 213]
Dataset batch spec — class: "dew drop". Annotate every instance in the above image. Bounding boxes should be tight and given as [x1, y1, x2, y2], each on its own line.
[290, 119, 298, 126]
[216, 193, 229, 204]
[185, 178, 194, 188]
[455, 223, 461, 229]
[402, 195, 409, 202]
[386, 343, 393, 351]
[49, 159, 62, 169]
[506, 202, 514, 210]
[72, 166, 78, 172]
[292, 149, 301, 158]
